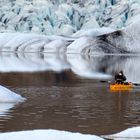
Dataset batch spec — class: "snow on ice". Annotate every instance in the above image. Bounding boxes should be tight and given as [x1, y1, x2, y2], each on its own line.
[0, 85, 25, 103]
[0, 127, 140, 140]
[102, 126, 140, 140]
[0, 129, 104, 140]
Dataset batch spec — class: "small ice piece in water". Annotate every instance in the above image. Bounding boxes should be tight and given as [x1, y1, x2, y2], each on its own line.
[0, 85, 25, 103]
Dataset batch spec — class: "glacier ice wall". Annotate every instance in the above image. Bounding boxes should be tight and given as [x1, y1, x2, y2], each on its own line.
[0, 0, 140, 35]
[0, 18, 140, 54]
[0, 0, 140, 54]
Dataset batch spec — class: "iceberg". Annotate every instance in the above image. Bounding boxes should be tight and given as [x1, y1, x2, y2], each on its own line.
[0, 84, 25, 118]
[0, 129, 104, 140]
[0, 85, 25, 103]
[0, 85, 26, 119]
[102, 126, 140, 140]
[1, 127, 140, 140]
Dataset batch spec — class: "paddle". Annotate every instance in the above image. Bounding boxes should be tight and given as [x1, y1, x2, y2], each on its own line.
[132, 83, 140, 86]
[100, 80, 112, 83]
[100, 80, 140, 86]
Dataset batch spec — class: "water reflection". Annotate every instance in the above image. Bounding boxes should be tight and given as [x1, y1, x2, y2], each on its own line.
[0, 103, 14, 118]
[0, 53, 140, 82]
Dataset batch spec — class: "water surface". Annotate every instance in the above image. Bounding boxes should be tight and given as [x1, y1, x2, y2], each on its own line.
[0, 53, 140, 135]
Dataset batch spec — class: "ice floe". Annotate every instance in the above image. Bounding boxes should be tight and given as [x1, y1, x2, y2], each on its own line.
[0, 85, 25, 103]
[102, 126, 140, 140]
[0, 127, 140, 140]
[0, 129, 104, 140]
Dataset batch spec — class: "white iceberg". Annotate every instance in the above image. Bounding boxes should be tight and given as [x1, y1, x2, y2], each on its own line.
[102, 126, 140, 140]
[0, 129, 104, 140]
[0, 85, 25, 118]
[0, 85, 25, 103]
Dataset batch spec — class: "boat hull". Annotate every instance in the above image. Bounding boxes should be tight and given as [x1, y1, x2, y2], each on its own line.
[110, 83, 133, 91]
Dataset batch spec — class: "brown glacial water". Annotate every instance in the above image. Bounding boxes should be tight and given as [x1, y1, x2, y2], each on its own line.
[0, 72, 140, 136]
[0, 53, 140, 136]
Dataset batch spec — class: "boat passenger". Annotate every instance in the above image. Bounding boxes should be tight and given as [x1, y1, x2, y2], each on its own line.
[115, 70, 126, 84]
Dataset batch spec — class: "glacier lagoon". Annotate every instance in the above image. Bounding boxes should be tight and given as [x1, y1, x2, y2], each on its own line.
[0, 52, 140, 137]
[0, 0, 140, 139]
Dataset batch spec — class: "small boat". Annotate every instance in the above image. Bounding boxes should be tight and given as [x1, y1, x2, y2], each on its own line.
[110, 83, 133, 91]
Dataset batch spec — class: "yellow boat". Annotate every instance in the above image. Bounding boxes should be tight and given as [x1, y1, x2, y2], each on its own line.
[110, 83, 133, 91]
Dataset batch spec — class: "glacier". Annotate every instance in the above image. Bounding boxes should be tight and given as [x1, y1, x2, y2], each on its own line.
[0, 0, 139, 54]
[0, 0, 140, 35]
[0, 19, 140, 54]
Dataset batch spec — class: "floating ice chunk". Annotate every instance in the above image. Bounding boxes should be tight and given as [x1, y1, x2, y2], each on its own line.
[102, 126, 140, 140]
[0, 85, 25, 103]
[0, 129, 104, 140]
